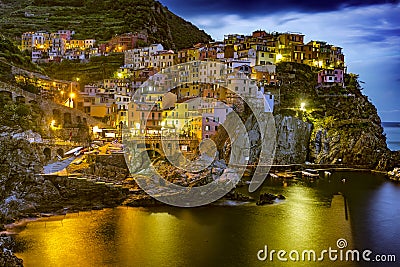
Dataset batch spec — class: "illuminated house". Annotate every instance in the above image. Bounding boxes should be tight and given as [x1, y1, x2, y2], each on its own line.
[317, 69, 345, 87]
[151, 50, 176, 71]
[124, 44, 164, 69]
[199, 100, 232, 139]
[177, 47, 200, 64]
[252, 65, 278, 86]
[99, 32, 148, 54]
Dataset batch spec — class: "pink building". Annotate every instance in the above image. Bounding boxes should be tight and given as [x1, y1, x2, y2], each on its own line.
[317, 69, 344, 86]
[57, 30, 73, 41]
[202, 116, 219, 139]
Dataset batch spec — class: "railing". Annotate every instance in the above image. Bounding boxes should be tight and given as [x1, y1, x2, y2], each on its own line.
[125, 135, 199, 142]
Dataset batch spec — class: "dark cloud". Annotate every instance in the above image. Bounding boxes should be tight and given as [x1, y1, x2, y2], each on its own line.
[350, 27, 400, 43]
[159, 0, 399, 16]
[277, 17, 300, 25]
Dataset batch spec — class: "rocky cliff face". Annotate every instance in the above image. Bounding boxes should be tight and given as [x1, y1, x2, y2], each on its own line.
[274, 115, 312, 164]
[307, 88, 390, 168]
[0, 235, 23, 267]
[0, 131, 49, 223]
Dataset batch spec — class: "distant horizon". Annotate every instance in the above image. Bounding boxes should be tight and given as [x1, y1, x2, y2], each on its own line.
[382, 122, 400, 125]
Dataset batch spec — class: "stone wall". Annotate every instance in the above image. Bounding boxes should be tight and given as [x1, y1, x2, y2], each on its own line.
[0, 82, 108, 128]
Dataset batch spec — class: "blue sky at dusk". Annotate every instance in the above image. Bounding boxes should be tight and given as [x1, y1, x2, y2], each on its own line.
[159, 0, 400, 121]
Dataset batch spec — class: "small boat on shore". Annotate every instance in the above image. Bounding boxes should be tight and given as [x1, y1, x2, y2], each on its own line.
[302, 169, 320, 178]
[277, 172, 296, 179]
[324, 171, 332, 178]
[269, 173, 279, 179]
[388, 168, 400, 182]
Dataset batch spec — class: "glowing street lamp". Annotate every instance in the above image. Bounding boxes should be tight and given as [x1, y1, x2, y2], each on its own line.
[69, 92, 75, 108]
[300, 102, 306, 111]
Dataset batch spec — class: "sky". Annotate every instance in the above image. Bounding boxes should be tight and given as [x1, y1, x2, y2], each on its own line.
[159, 0, 400, 121]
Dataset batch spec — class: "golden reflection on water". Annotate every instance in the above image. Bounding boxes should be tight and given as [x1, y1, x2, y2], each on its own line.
[15, 182, 357, 267]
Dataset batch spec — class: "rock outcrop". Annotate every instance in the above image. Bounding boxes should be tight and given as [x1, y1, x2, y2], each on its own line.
[274, 115, 312, 164]
[0, 235, 23, 267]
[0, 130, 128, 225]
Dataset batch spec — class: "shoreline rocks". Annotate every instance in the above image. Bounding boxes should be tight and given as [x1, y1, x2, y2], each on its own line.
[256, 193, 286, 206]
[0, 235, 23, 267]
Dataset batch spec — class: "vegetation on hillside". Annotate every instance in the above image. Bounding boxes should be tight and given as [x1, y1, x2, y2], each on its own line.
[40, 54, 124, 85]
[0, 35, 42, 82]
[0, 0, 212, 50]
[274, 62, 380, 125]
[0, 93, 44, 132]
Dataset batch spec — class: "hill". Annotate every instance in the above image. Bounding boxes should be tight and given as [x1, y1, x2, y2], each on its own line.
[0, 35, 43, 82]
[0, 0, 212, 50]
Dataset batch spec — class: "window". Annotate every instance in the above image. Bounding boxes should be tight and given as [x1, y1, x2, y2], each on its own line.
[205, 125, 210, 131]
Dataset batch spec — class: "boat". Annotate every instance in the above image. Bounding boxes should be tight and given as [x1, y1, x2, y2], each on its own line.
[277, 172, 296, 179]
[302, 169, 320, 178]
[269, 173, 279, 179]
[64, 146, 83, 156]
[324, 171, 332, 178]
[388, 168, 400, 182]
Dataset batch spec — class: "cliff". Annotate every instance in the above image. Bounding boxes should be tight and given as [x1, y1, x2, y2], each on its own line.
[227, 62, 399, 170]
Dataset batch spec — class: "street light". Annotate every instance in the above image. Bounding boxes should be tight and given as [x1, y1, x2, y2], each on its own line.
[69, 92, 75, 108]
[300, 102, 306, 111]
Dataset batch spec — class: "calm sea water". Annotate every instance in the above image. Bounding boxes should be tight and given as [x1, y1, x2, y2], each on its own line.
[382, 122, 400, 151]
[13, 172, 400, 267]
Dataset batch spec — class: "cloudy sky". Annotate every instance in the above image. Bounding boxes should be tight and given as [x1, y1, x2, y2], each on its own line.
[159, 0, 400, 121]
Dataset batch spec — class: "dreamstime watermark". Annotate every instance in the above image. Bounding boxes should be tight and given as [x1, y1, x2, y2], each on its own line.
[257, 238, 397, 263]
[123, 61, 277, 207]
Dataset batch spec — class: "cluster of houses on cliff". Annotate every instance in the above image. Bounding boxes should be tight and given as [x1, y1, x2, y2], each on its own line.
[19, 29, 346, 140]
[20, 31, 147, 62]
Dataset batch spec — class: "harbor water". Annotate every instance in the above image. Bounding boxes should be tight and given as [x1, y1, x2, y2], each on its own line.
[13, 172, 400, 267]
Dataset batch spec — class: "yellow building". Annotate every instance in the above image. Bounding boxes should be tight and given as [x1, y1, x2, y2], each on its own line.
[171, 83, 201, 99]
[152, 50, 176, 71]
[66, 40, 85, 50]
[177, 47, 200, 64]
[162, 99, 201, 137]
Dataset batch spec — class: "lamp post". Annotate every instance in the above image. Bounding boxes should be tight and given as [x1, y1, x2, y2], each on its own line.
[300, 102, 306, 111]
[69, 78, 79, 108]
[69, 92, 75, 108]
